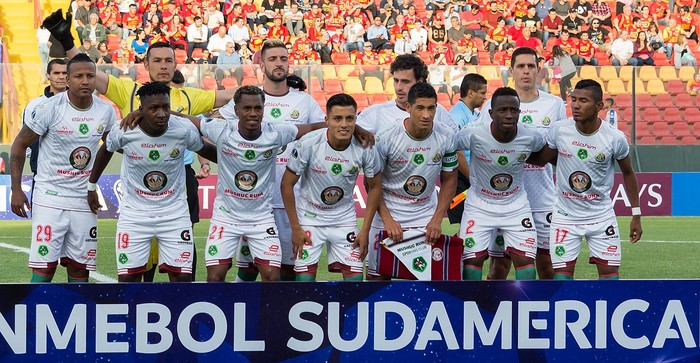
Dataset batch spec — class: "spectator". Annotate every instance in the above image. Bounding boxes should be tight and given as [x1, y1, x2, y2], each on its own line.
[143, 16, 162, 39]
[588, 19, 611, 52]
[485, 16, 508, 63]
[552, 0, 571, 18]
[215, 42, 243, 87]
[602, 97, 618, 128]
[185, 3, 204, 26]
[428, 53, 449, 94]
[293, 29, 311, 53]
[447, 17, 468, 52]
[590, 0, 613, 27]
[542, 8, 563, 45]
[112, 39, 137, 81]
[510, 0, 532, 19]
[100, 0, 122, 38]
[507, 17, 525, 44]
[356, 0, 378, 20]
[75, 0, 98, 44]
[315, 33, 333, 63]
[449, 57, 470, 98]
[308, 16, 326, 43]
[571, 0, 592, 24]
[390, 15, 408, 44]
[228, 17, 251, 46]
[634, 31, 656, 66]
[536, 56, 550, 92]
[613, 5, 634, 34]
[330, 28, 346, 54]
[404, 5, 419, 29]
[285, 3, 304, 36]
[556, 30, 577, 55]
[78, 39, 101, 62]
[550, 45, 576, 102]
[303, 3, 324, 30]
[674, 34, 697, 69]
[96, 41, 116, 76]
[225, 4, 248, 29]
[649, 0, 669, 26]
[500, 44, 515, 86]
[367, 16, 390, 50]
[208, 25, 234, 62]
[429, 14, 453, 63]
[461, 5, 486, 40]
[379, 3, 397, 28]
[344, 16, 366, 52]
[483, 1, 504, 31]
[639, 6, 655, 30]
[197, 49, 214, 78]
[204, 3, 225, 35]
[410, 19, 429, 52]
[663, 18, 682, 60]
[187, 16, 209, 58]
[162, 2, 180, 26]
[164, 15, 188, 54]
[610, 30, 638, 66]
[356, 44, 382, 87]
[296, 43, 325, 87]
[523, 5, 542, 40]
[455, 32, 479, 65]
[122, 4, 143, 39]
[142, 2, 162, 29]
[241, 0, 259, 29]
[325, 4, 345, 33]
[576, 31, 598, 65]
[131, 29, 148, 63]
[534, 0, 553, 21]
[562, 9, 583, 38]
[629, 17, 643, 41]
[687, 73, 700, 95]
[648, 23, 666, 55]
[678, 6, 698, 42]
[82, 13, 107, 46]
[394, 29, 417, 55]
[180, 58, 200, 86]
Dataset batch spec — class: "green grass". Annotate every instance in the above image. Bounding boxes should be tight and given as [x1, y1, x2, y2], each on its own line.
[0, 217, 697, 282]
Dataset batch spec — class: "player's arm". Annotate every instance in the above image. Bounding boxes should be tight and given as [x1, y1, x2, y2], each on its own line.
[9, 125, 39, 218]
[195, 141, 217, 162]
[618, 155, 643, 243]
[294, 122, 327, 139]
[456, 150, 470, 179]
[280, 168, 311, 259]
[426, 169, 457, 244]
[527, 144, 558, 166]
[88, 143, 115, 214]
[357, 174, 383, 260]
[214, 88, 237, 108]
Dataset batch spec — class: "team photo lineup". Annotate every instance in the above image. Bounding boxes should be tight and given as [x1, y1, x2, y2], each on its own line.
[7, 8, 645, 284]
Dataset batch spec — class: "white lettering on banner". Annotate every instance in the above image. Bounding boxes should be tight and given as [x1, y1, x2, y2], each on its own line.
[415, 302, 459, 350]
[96, 304, 129, 353]
[374, 302, 416, 351]
[328, 302, 369, 352]
[136, 303, 172, 353]
[518, 301, 550, 349]
[36, 304, 87, 354]
[611, 299, 649, 349]
[463, 301, 512, 349]
[0, 305, 26, 354]
[612, 183, 663, 208]
[554, 301, 592, 349]
[199, 185, 215, 210]
[177, 302, 227, 353]
[288, 301, 324, 352]
[652, 300, 695, 348]
[234, 303, 265, 351]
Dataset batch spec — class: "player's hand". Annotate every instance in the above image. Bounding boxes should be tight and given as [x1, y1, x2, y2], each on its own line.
[354, 229, 370, 261]
[120, 109, 143, 131]
[42, 9, 75, 51]
[425, 217, 442, 245]
[197, 163, 211, 179]
[10, 188, 30, 218]
[629, 216, 642, 243]
[88, 191, 102, 215]
[291, 227, 312, 260]
[286, 74, 307, 91]
[354, 125, 376, 148]
[384, 218, 403, 242]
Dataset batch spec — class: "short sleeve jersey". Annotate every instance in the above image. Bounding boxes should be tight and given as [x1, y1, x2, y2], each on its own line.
[546, 119, 630, 224]
[218, 89, 325, 208]
[356, 99, 459, 134]
[286, 130, 378, 226]
[106, 116, 203, 217]
[26, 92, 116, 211]
[200, 119, 298, 223]
[474, 90, 566, 211]
[454, 123, 545, 215]
[373, 120, 457, 229]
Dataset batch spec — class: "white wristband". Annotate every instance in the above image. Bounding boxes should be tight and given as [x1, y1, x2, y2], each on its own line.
[631, 207, 641, 216]
[87, 182, 97, 192]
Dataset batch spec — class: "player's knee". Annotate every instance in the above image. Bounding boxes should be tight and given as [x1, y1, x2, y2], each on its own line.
[258, 266, 281, 282]
[169, 272, 192, 282]
[280, 265, 296, 281]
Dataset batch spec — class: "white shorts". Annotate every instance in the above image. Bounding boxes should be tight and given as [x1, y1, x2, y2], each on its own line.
[461, 208, 537, 260]
[489, 211, 552, 257]
[28, 205, 98, 271]
[295, 225, 362, 274]
[550, 215, 622, 269]
[115, 210, 194, 276]
[235, 209, 292, 268]
[207, 217, 282, 268]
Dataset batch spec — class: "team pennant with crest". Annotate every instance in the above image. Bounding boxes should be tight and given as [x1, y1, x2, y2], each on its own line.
[378, 230, 464, 281]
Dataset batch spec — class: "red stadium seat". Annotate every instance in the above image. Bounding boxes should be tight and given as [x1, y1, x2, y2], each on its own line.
[331, 52, 350, 64]
[615, 94, 632, 109]
[191, 48, 203, 60]
[681, 136, 698, 144]
[673, 122, 693, 137]
[638, 136, 657, 144]
[437, 92, 452, 107]
[674, 93, 696, 109]
[370, 93, 390, 104]
[642, 107, 661, 122]
[687, 112, 700, 125]
[324, 79, 343, 93]
[352, 93, 369, 110]
[636, 94, 653, 109]
[652, 52, 669, 66]
[651, 122, 672, 137]
[201, 77, 217, 90]
[663, 107, 682, 123]
[667, 80, 686, 95]
[221, 77, 238, 89]
[660, 136, 679, 144]
[654, 94, 674, 109]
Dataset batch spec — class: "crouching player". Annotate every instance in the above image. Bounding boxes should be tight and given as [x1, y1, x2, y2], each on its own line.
[89, 82, 215, 282]
[281, 94, 383, 281]
[529, 80, 642, 279]
[455, 88, 545, 280]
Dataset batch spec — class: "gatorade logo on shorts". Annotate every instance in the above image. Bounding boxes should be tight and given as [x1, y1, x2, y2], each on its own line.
[181, 230, 191, 241]
[605, 225, 616, 236]
[546, 212, 553, 224]
[90, 227, 98, 239]
[521, 218, 533, 229]
[346, 232, 356, 243]
[266, 227, 277, 235]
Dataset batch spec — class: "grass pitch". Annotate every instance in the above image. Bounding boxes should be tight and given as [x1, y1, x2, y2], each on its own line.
[0, 216, 697, 282]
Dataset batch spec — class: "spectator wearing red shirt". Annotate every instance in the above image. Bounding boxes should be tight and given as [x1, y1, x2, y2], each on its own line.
[325, 5, 346, 32]
[161, 2, 179, 27]
[429, 14, 454, 64]
[542, 8, 562, 46]
[100, 0, 122, 38]
[303, 3, 324, 30]
[515, 28, 543, 56]
[556, 30, 577, 55]
[241, 0, 258, 29]
[330, 28, 346, 54]
[575, 31, 597, 65]
[485, 16, 508, 63]
[390, 15, 409, 44]
[164, 14, 188, 54]
[405, 5, 419, 29]
[357, 44, 383, 87]
[507, 17, 525, 44]
[122, 4, 142, 38]
[483, 1, 505, 31]
[308, 18, 325, 42]
[461, 5, 486, 40]
[649, 0, 669, 26]
[638, 6, 655, 30]
[677, 6, 698, 42]
[613, 5, 634, 34]
[226, 4, 247, 28]
[112, 38, 137, 80]
[629, 17, 643, 41]
[455, 32, 479, 64]
[510, 0, 531, 19]
[293, 29, 312, 53]
[267, 15, 291, 44]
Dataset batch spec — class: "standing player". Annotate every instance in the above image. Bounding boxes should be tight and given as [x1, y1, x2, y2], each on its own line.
[281, 94, 383, 281]
[529, 80, 642, 279]
[88, 82, 213, 282]
[473, 46, 566, 280]
[10, 54, 116, 283]
[367, 82, 458, 280]
[198, 86, 326, 282]
[22, 59, 68, 177]
[455, 88, 545, 280]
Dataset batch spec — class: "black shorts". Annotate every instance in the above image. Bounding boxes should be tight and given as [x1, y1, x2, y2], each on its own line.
[185, 164, 200, 224]
[447, 171, 471, 225]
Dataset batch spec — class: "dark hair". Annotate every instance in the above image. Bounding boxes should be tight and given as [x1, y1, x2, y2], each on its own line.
[194, 16, 202, 21]
[67, 53, 95, 76]
[605, 97, 614, 105]
[407, 82, 437, 104]
[574, 79, 604, 102]
[527, 5, 536, 10]
[491, 87, 519, 109]
[261, 39, 287, 58]
[551, 45, 566, 58]
[548, 7, 556, 12]
[326, 93, 358, 114]
[129, 3, 136, 7]
[511, 46, 538, 67]
[146, 42, 174, 61]
[459, 73, 487, 98]
[390, 54, 429, 82]
[47, 58, 67, 74]
[136, 82, 171, 98]
[171, 69, 185, 85]
[233, 85, 265, 105]
[497, 16, 505, 23]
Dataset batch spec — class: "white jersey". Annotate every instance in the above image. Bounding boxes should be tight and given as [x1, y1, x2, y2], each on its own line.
[286, 130, 379, 226]
[546, 119, 630, 224]
[219, 88, 325, 208]
[200, 119, 298, 223]
[373, 119, 458, 229]
[474, 91, 566, 211]
[356, 99, 459, 134]
[454, 123, 545, 215]
[106, 116, 203, 217]
[26, 92, 116, 211]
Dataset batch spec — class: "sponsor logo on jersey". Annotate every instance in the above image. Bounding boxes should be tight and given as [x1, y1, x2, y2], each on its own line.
[78, 123, 90, 135]
[577, 148, 589, 160]
[244, 150, 256, 160]
[181, 230, 191, 241]
[464, 237, 475, 248]
[118, 252, 128, 264]
[521, 218, 533, 229]
[346, 232, 356, 243]
[291, 148, 299, 159]
[269, 245, 280, 253]
[263, 149, 274, 158]
[45, 190, 58, 196]
[169, 148, 180, 158]
[559, 147, 573, 158]
[432, 153, 442, 163]
[490, 173, 513, 191]
[96, 124, 105, 134]
[304, 212, 317, 218]
[546, 212, 553, 224]
[277, 145, 287, 155]
[554, 245, 565, 257]
[90, 227, 98, 239]
[521, 115, 533, 124]
[176, 251, 191, 263]
[127, 151, 143, 160]
[569, 171, 592, 193]
[143, 171, 168, 192]
[148, 150, 160, 161]
[291, 109, 300, 119]
[348, 165, 359, 175]
[321, 186, 344, 205]
[87, 249, 97, 257]
[541, 117, 551, 126]
[56, 126, 74, 134]
[517, 153, 527, 162]
[607, 245, 618, 252]
[266, 227, 277, 235]
[595, 152, 606, 162]
[37, 245, 49, 257]
[403, 175, 427, 196]
[271, 107, 282, 118]
[235, 170, 258, 191]
[412, 153, 425, 165]
[330, 163, 343, 175]
[412, 256, 427, 272]
[605, 225, 616, 236]
[208, 245, 218, 256]
[311, 164, 327, 174]
[70, 147, 92, 170]
[432, 247, 443, 261]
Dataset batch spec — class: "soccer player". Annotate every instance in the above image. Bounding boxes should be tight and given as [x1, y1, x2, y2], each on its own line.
[473, 46, 566, 280]
[10, 54, 117, 283]
[456, 87, 545, 280]
[22, 59, 68, 176]
[88, 82, 213, 282]
[196, 86, 327, 282]
[529, 79, 642, 279]
[367, 82, 458, 280]
[281, 94, 383, 281]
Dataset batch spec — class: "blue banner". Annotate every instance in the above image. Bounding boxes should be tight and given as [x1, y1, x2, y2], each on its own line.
[672, 172, 700, 216]
[0, 281, 699, 362]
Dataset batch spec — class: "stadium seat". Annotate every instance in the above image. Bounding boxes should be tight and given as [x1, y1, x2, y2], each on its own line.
[201, 77, 217, 90]
[599, 66, 618, 81]
[364, 78, 385, 94]
[622, 108, 633, 123]
[654, 94, 674, 109]
[337, 65, 356, 80]
[616, 94, 632, 109]
[312, 92, 325, 105]
[638, 136, 657, 144]
[241, 76, 258, 85]
[675, 93, 696, 109]
[331, 52, 350, 65]
[175, 49, 187, 64]
[667, 80, 686, 95]
[578, 65, 598, 80]
[221, 77, 237, 89]
[437, 92, 452, 108]
[478, 66, 500, 81]
[324, 79, 343, 93]
[369, 93, 390, 104]
[606, 79, 627, 95]
[619, 66, 634, 82]
[384, 77, 395, 95]
[646, 79, 666, 96]
[663, 108, 682, 123]
[629, 80, 647, 94]
[636, 94, 654, 109]
[679, 66, 696, 82]
[352, 93, 369, 109]
[344, 77, 364, 94]
[191, 48, 203, 60]
[638, 66, 657, 82]
[681, 136, 698, 144]
[310, 78, 323, 92]
[643, 107, 661, 121]
[658, 66, 678, 81]
[323, 65, 338, 80]
[686, 111, 700, 125]
[673, 122, 693, 137]
[660, 136, 679, 144]
[651, 122, 673, 137]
